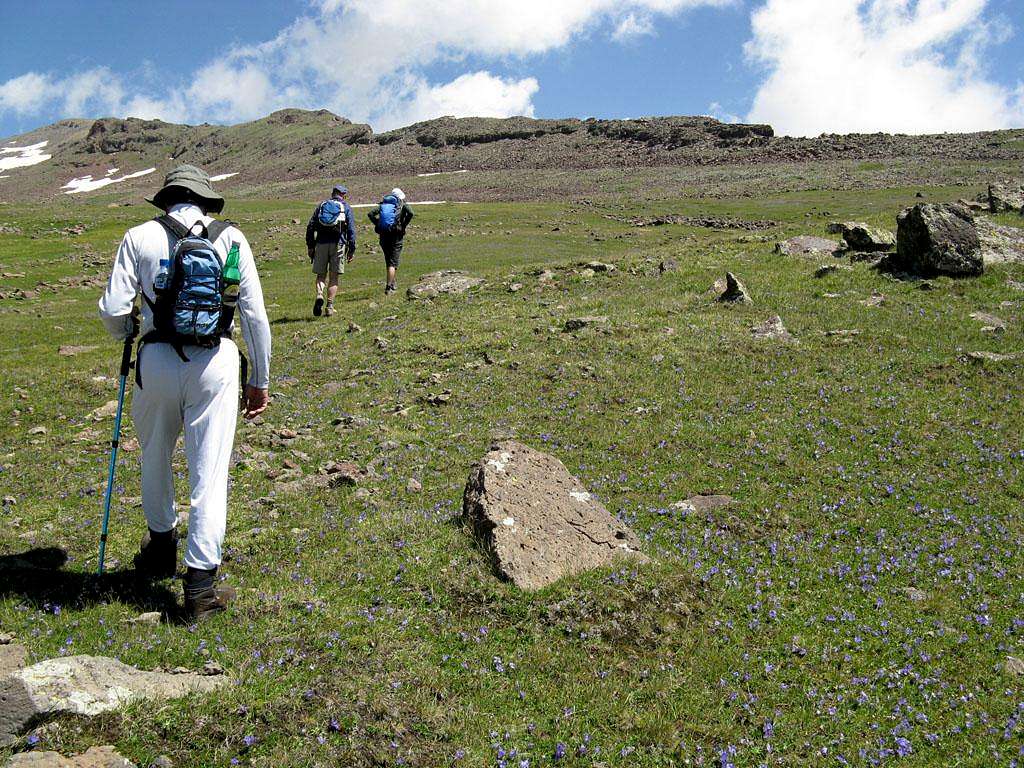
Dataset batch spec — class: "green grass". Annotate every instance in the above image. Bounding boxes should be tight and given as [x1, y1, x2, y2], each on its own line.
[0, 187, 1022, 767]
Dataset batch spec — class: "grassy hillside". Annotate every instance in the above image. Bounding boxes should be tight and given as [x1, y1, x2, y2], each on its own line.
[0, 177, 1022, 766]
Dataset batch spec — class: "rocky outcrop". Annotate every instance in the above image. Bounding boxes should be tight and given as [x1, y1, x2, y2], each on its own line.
[463, 442, 647, 590]
[751, 316, 792, 341]
[406, 270, 483, 300]
[0, 656, 225, 745]
[896, 203, 983, 276]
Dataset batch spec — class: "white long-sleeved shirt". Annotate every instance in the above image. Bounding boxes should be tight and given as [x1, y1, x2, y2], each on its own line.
[98, 203, 272, 389]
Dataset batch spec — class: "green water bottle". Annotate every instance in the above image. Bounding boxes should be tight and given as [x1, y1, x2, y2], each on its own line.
[223, 243, 241, 308]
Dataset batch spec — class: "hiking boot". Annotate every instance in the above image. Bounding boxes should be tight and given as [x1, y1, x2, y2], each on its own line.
[384, 283, 396, 296]
[313, 297, 324, 317]
[325, 302, 335, 317]
[183, 567, 236, 622]
[133, 529, 178, 579]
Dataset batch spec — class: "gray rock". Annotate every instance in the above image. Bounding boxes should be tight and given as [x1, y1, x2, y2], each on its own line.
[406, 270, 483, 299]
[6, 746, 136, 767]
[987, 182, 1024, 213]
[775, 236, 839, 257]
[835, 222, 895, 252]
[976, 217, 1024, 264]
[969, 311, 1007, 331]
[659, 258, 679, 274]
[0, 656, 224, 745]
[563, 316, 609, 332]
[716, 272, 751, 304]
[964, 351, 1021, 363]
[406, 478, 423, 493]
[1006, 656, 1024, 676]
[896, 203, 983, 276]
[751, 315, 792, 341]
[463, 441, 647, 590]
[0, 644, 28, 677]
[901, 586, 928, 602]
[584, 261, 616, 273]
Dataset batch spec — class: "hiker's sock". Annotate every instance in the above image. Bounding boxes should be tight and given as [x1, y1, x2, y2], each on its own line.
[184, 567, 217, 599]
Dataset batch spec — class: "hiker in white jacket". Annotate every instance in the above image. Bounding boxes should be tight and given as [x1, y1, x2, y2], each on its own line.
[98, 164, 271, 621]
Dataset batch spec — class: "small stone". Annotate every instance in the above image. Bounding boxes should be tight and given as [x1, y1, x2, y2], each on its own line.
[659, 258, 679, 274]
[89, 400, 119, 422]
[127, 612, 162, 626]
[150, 756, 174, 768]
[58, 345, 98, 357]
[323, 461, 364, 487]
[969, 311, 1007, 330]
[291, 218, 301, 225]
[347, 322, 362, 333]
[964, 351, 1021, 363]
[406, 478, 423, 493]
[901, 586, 928, 602]
[375, 336, 389, 351]
[28, 426, 47, 436]
[751, 315, 792, 341]
[563, 316, 609, 332]
[860, 293, 886, 307]
[201, 660, 225, 676]
[1006, 656, 1024, 676]
[509, 282, 523, 293]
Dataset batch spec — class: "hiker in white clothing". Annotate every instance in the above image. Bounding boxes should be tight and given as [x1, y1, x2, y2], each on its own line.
[98, 164, 272, 621]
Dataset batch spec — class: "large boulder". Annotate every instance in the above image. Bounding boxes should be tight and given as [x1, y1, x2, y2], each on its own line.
[0, 656, 225, 745]
[896, 203, 983, 276]
[988, 182, 1024, 213]
[463, 441, 647, 590]
[406, 270, 483, 300]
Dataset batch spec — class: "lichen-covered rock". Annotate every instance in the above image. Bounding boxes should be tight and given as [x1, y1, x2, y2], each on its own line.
[896, 203, 983, 276]
[716, 272, 752, 304]
[5, 746, 136, 767]
[406, 270, 483, 299]
[463, 441, 647, 590]
[751, 315, 792, 341]
[836, 222, 895, 252]
[0, 656, 225, 745]
[987, 182, 1024, 213]
[775, 236, 839, 257]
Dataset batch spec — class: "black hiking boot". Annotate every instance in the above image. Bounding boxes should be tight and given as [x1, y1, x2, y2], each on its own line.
[313, 297, 324, 317]
[133, 528, 178, 579]
[183, 567, 236, 622]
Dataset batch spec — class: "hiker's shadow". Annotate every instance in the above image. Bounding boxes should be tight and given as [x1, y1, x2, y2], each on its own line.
[270, 316, 316, 326]
[0, 547, 180, 616]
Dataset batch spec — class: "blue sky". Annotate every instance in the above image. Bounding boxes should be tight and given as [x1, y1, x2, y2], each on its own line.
[1, 0, 1023, 140]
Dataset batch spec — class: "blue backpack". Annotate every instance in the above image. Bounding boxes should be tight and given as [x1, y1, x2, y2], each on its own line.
[375, 194, 401, 234]
[317, 199, 345, 228]
[146, 216, 234, 357]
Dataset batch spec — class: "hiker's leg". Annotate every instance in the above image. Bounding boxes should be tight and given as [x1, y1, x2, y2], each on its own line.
[327, 270, 340, 303]
[387, 265, 397, 288]
[181, 342, 239, 572]
[314, 272, 326, 299]
[132, 344, 183, 534]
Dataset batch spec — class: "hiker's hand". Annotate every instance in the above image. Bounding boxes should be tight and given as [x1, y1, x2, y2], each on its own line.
[307, 248, 314, 262]
[346, 247, 355, 263]
[128, 305, 141, 340]
[243, 385, 269, 420]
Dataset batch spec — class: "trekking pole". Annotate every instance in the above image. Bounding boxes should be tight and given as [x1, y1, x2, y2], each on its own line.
[97, 325, 136, 575]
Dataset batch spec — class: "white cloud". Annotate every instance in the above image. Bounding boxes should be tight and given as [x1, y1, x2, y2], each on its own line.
[746, 0, 1024, 136]
[613, 13, 656, 41]
[0, 72, 56, 114]
[376, 72, 539, 130]
[0, 0, 731, 131]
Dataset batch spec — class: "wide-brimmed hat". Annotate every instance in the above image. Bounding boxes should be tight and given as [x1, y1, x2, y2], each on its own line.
[391, 187, 406, 201]
[146, 164, 225, 213]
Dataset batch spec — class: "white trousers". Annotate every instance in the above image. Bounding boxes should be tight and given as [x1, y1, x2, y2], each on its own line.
[132, 340, 239, 571]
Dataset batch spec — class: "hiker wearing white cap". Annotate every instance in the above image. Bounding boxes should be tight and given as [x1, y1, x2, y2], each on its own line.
[306, 183, 356, 317]
[368, 187, 414, 295]
[98, 164, 272, 621]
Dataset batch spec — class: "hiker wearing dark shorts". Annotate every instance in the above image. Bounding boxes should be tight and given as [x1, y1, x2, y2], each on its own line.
[306, 184, 356, 317]
[368, 187, 414, 295]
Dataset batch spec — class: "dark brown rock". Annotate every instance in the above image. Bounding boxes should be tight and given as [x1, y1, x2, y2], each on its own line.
[463, 441, 647, 590]
[896, 203, 983, 276]
[716, 272, 751, 304]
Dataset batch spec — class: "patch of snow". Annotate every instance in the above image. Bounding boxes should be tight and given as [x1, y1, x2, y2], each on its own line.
[209, 172, 238, 182]
[0, 140, 52, 172]
[62, 167, 156, 194]
[416, 169, 470, 177]
[104, 168, 120, 177]
[569, 490, 592, 503]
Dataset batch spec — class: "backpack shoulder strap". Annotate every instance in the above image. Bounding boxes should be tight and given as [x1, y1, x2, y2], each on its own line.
[206, 220, 233, 243]
[155, 215, 190, 241]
